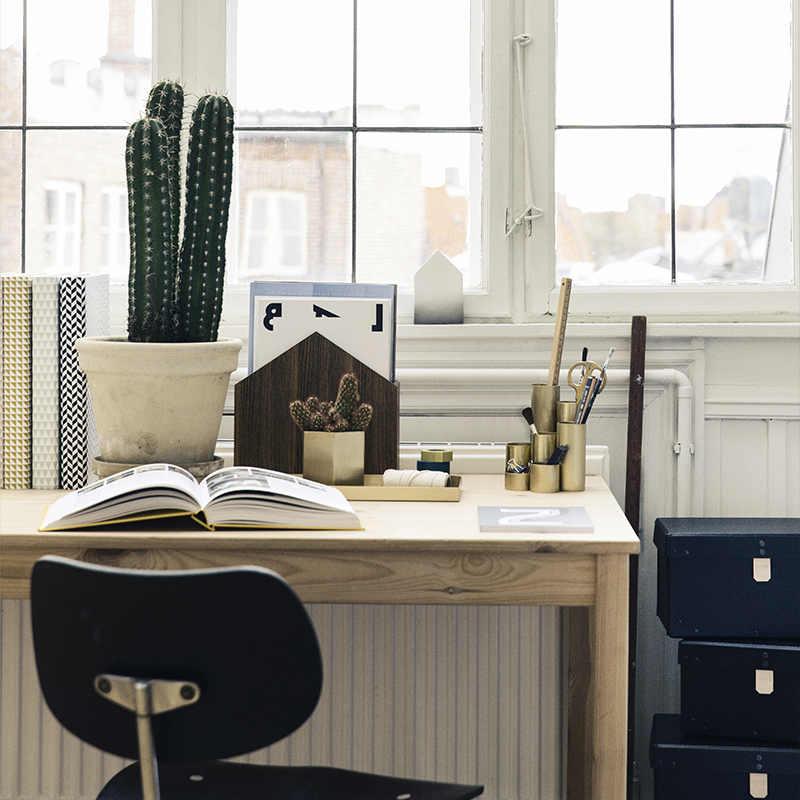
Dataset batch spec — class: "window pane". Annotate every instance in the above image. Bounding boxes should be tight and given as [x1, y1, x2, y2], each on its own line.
[0, 131, 22, 272]
[674, 127, 790, 283]
[674, 0, 791, 124]
[358, 0, 481, 127]
[556, 0, 671, 125]
[237, 0, 353, 125]
[556, 129, 673, 284]
[356, 132, 480, 287]
[26, 0, 151, 126]
[26, 130, 127, 274]
[0, 0, 23, 126]
[235, 132, 352, 282]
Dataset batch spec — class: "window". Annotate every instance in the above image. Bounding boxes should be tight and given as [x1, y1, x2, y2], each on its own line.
[1, 0, 796, 324]
[0, 0, 151, 281]
[233, 0, 483, 291]
[555, 0, 793, 289]
[101, 185, 128, 280]
[43, 180, 82, 269]
[242, 191, 307, 279]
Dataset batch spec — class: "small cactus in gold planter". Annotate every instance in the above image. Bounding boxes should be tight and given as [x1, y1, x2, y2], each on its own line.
[289, 373, 373, 433]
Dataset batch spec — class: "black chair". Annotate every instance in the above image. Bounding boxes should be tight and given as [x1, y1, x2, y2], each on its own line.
[30, 556, 483, 800]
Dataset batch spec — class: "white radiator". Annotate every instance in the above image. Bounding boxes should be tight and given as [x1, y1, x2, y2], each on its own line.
[0, 599, 565, 800]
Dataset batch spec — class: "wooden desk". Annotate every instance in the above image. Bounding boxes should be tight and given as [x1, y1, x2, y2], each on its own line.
[0, 475, 639, 800]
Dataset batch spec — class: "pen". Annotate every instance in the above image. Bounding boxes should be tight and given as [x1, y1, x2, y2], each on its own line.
[580, 376, 601, 423]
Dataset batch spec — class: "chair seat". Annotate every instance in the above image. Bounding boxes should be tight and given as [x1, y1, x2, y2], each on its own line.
[99, 760, 484, 800]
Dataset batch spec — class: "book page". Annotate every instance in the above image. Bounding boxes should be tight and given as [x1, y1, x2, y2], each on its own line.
[201, 466, 354, 513]
[40, 464, 203, 530]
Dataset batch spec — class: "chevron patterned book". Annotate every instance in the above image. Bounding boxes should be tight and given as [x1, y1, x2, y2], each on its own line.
[1, 275, 33, 489]
[32, 276, 61, 489]
[58, 274, 110, 489]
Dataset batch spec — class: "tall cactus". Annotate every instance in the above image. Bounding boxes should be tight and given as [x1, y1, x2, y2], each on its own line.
[126, 83, 233, 343]
[175, 94, 235, 342]
[145, 80, 184, 264]
[126, 117, 176, 342]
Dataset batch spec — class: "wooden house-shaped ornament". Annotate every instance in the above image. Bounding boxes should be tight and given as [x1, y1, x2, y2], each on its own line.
[234, 332, 399, 476]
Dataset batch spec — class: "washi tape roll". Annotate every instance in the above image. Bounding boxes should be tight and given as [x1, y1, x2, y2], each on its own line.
[420, 449, 453, 462]
[417, 460, 450, 473]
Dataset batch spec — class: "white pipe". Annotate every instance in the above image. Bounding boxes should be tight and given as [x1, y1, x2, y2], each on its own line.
[396, 367, 695, 514]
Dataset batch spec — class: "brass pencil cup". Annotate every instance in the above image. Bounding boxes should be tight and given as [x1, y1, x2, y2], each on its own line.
[530, 463, 560, 493]
[532, 433, 557, 465]
[505, 442, 531, 491]
[531, 384, 559, 436]
[557, 422, 586, 492]
[557, 400, 578, 424]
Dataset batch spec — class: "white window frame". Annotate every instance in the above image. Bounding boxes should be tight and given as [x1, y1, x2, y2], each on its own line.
[143, 0, 797, 328]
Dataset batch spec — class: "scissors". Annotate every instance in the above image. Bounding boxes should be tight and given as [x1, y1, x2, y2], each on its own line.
[567, 360, 607, 400]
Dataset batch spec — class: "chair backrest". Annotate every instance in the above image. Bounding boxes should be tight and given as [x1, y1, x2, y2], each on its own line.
[30, 556, 323, 763]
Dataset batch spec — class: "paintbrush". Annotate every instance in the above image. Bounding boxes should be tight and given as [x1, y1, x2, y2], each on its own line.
[522, 407, 538, 436]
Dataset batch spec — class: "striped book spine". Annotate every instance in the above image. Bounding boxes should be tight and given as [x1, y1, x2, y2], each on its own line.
[0, 277, 4, 488]
[58, 275, 109, 489]
[31, 276, 61, 489]
[84, 275, 110, 477]
[1, 275, 33, 489]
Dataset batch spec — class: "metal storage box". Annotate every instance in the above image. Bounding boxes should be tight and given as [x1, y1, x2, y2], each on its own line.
[654, 518, 800, 639]
[650, 714, 800, 799]
[679, 639, 800, 744]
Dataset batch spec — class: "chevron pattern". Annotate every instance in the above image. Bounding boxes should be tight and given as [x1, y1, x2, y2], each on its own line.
[1, 276, 33, 489]
[32, 276, 60, 489]
[59, 277, 89, 490]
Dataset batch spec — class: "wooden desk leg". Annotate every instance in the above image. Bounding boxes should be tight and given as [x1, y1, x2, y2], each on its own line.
[567, 605, 593, 800]
[567, 554, 630, 800]
[592, 554, 630, 800]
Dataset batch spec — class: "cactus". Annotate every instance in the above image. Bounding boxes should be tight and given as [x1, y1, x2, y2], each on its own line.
[333, 373, 359, 421]
[126, 82, 234, 343]
[126, 117, 176, 343]
[145, 80, 184, 261]
[289, 373, 373, 432]
[351, 403, 373, 432]
[175, 94, 234, 342]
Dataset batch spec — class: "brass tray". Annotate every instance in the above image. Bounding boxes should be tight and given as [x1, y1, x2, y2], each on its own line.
[335, 474, 461, 502]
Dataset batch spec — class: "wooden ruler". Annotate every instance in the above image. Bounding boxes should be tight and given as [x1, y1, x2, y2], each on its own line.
[547, 277, 572, 386]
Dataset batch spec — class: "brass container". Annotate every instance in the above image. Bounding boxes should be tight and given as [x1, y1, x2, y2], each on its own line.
[532, 432, 557, 465]
[557, 400, 578, 424]
[303, 431, 365, 485]
[557, 422, 586, 492]
[505, 442, 531, 490]
[530, 463, 560, 493]
[531, 384, 559, 435]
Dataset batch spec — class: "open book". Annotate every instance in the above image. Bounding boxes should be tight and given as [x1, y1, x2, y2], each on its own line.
[39, 464, 362, 531]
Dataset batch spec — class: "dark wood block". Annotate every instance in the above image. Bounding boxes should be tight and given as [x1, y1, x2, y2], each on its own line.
[234, 333, 399, 475]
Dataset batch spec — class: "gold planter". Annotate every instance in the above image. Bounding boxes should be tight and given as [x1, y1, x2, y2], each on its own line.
[303, 431, 365, 485]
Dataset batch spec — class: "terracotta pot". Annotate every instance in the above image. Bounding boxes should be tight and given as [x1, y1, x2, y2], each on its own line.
[76, 336, 242, 468]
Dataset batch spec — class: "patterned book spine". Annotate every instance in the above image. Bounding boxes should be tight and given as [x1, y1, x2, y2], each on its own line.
[58, 275, 110, 489]
[0, 277, 4, 488]
[84, 275, 110, 479]
[32, 276, 61, 489]
[58, 276, 89, 490]
[1, 275, 33, 489]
